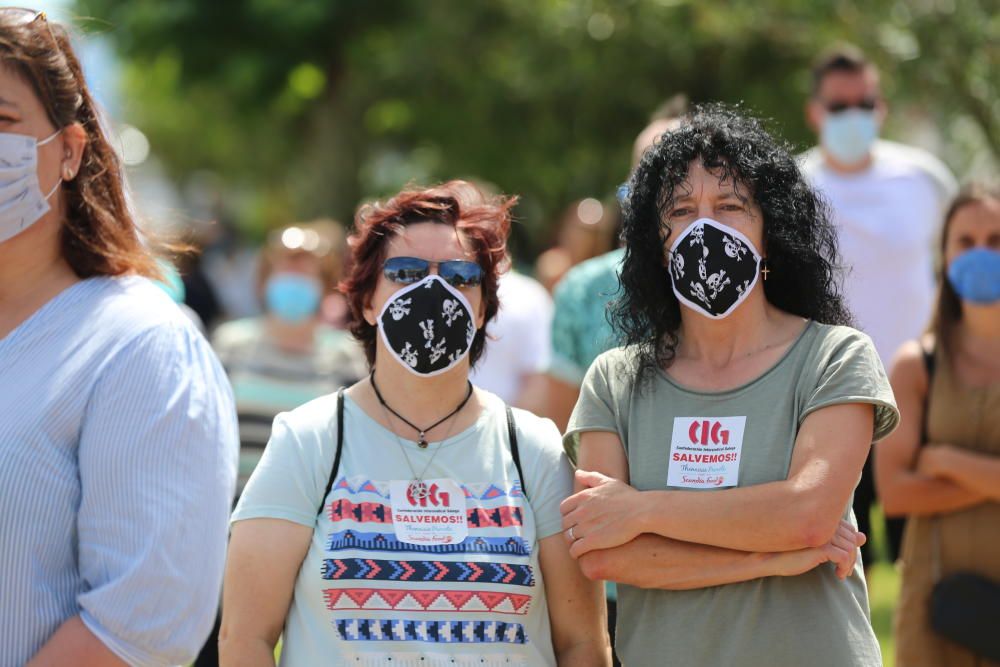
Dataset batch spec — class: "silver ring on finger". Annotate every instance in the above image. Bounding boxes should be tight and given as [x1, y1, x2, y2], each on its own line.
[567, 526, 576, 541]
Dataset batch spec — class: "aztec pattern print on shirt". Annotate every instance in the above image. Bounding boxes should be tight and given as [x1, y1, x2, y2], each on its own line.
[319, 475, 535, 650]
[325, 589, 532, 616]
[335, 619, 527, 645]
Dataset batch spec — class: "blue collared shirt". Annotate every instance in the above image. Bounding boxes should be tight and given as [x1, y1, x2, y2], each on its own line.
[0, 276, 238, 666]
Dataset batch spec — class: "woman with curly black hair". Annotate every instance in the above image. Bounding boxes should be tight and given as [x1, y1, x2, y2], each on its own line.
[558, 104, 900, 666]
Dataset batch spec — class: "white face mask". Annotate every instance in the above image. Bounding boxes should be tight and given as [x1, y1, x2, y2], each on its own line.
[0, 129, 62, 244]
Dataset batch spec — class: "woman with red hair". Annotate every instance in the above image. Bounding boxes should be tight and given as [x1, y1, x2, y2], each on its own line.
[222, 181, 610, 666]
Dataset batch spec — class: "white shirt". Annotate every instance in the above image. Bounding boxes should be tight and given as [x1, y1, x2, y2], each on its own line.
[802, 140, 957, 365]
[471, 271, 553, 403]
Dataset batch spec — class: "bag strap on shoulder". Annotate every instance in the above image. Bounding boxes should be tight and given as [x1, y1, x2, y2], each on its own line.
[919, 340, 936, 447]
[506, 405, 527, 500]
[317, 387, 346, 518]
[317, 393, 526, 517]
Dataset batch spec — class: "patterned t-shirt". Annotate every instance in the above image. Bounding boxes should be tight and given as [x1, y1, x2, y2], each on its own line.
[211, 317, 367, 494]
[232, 391, 573, 667]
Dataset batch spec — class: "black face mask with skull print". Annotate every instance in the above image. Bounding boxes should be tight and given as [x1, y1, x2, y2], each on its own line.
[378, 275, 477, 376]
[667, 217, 762, 319]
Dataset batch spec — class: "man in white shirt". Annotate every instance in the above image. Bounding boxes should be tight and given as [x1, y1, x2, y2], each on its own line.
[471, 269, 553, 408]
[801, 45, 957, 565]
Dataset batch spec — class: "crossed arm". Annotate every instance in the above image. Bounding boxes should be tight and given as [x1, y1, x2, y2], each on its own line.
[560, 402, 874, 590]
[875, 341, 994, 517]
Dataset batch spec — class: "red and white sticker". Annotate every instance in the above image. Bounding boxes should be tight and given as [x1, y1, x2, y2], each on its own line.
[667, 416, 746, 489]
[389, 478, 468, 545]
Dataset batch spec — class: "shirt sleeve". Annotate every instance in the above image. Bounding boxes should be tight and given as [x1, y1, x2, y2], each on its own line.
[547, 276, 587, 386]
[519, 288, 554, 375]
[562, 353, 621, 465]
[800, 328, 900, 442]
[231, 409, 332, 528]
[514, 412, 574, 540]
[76, 322, 239, 667]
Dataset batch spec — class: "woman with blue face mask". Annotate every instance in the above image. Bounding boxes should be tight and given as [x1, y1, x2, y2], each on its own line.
[559, 104, 900, 667]
[0, 9, 238, 666]
[197, 221, 366, 665]
[876, 184, 1000, 667]
[211, 220, 368, 496]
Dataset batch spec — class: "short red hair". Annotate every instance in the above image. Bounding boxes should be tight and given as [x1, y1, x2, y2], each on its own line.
[342, 181, 516, 367]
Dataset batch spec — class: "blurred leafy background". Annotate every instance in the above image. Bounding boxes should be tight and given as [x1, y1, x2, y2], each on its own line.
[74, 0, 998, 252]
[54, 2, 996, 660]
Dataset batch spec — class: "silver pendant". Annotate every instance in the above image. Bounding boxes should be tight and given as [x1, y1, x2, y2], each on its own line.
[408, 480, 430, 500]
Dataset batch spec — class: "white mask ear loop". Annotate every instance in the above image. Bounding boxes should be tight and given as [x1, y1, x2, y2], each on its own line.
[42, 175, 62, 201]
[37, 128, 65, 201]
[37, 128, 63, 146]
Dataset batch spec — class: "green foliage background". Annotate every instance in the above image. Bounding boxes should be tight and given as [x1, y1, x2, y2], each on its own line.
[76, 0, 998, 250]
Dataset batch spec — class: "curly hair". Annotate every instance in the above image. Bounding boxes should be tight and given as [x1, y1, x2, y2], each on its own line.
[341, 180, 515, 368]
[614, 103, 852, 383]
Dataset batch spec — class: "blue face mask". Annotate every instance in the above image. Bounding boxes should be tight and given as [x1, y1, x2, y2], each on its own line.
[265, 272, 322, 322]
[947, 247, 1000, 305]
[821, 109, 878, 166]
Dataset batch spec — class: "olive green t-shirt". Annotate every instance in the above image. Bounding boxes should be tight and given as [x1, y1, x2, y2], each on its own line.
[565, 322, 899, 667]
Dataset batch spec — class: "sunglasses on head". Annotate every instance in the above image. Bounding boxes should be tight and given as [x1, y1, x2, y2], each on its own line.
[1, 7, 59, 46]
[383, 256, 483, 288]
[824, 97, 878, 113]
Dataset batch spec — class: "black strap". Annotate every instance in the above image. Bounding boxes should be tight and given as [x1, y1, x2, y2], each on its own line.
[506, 405, 527, 500]
[919, 341, 936, 447]
[317, 388, 346, 517]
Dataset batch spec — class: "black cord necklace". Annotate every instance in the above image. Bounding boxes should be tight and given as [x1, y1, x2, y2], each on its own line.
[370, 370, 474, 448]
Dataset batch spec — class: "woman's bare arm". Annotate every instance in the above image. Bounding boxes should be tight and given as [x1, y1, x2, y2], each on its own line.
[26, 617, 128, 667]
[875, 341, 986, 517]
[219, 518, 313, 666]
[538, 533, 611, 666]
[564, 403, 876, 554]
[568, 432, 863, 588]
[917, 445, 1000, 502]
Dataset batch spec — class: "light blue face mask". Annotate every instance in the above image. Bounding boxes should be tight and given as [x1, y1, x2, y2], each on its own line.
[265, 272, 322, 322]
[947, 247, 1000, 305]
[821, 109, 878, 166]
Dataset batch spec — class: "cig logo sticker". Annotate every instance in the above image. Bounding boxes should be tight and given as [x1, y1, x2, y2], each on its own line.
[688, 419, 730, 446]
[389, 479, 468, 545]
[668, 416, 746, 489]
[405, 482, 450, 508]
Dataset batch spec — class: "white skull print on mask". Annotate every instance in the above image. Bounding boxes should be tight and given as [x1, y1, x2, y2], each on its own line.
[378, 274, 478, 376]
[399, 342, 419, 368]
[668, 217, 762, 319]
[670, 252, 685, 281]
[419, 319, 435, 346]
[388, 297, 412, 321]
[706, 269, 731, 299]
[723, 234, 747, 260]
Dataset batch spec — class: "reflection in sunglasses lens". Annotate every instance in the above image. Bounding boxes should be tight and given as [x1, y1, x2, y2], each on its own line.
[384, 258, 483, 287]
